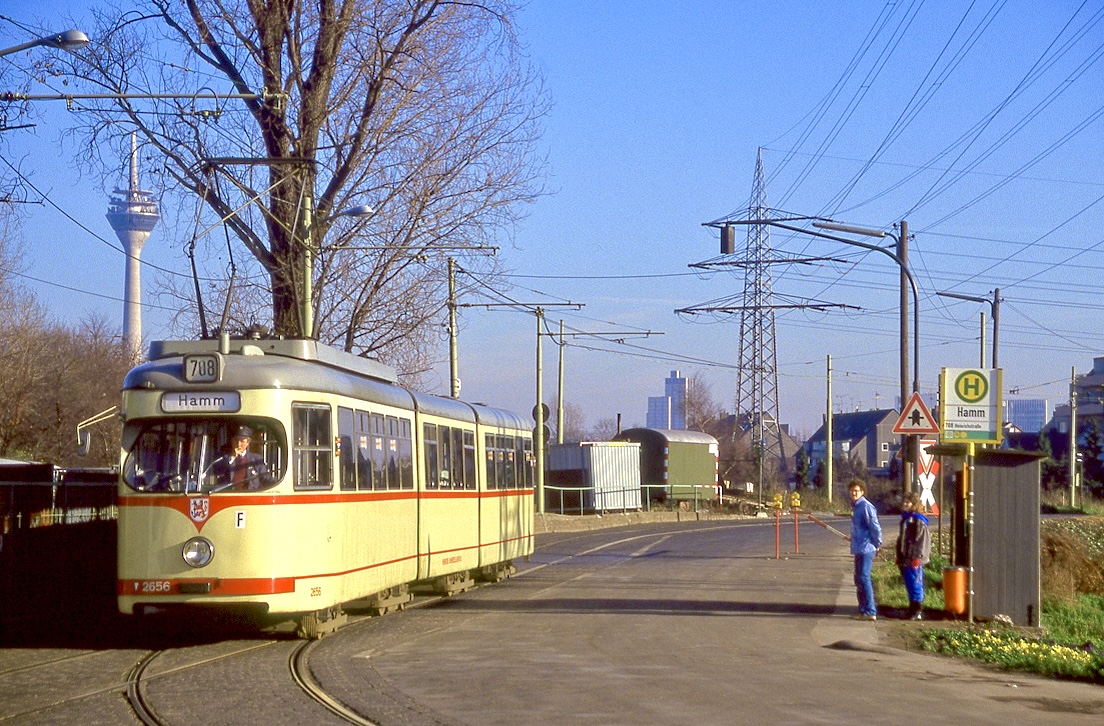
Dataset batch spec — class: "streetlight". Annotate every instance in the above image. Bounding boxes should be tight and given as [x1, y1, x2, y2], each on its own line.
[936, 289, 1000, 369]
[0, 29, 89, 57]
[811, 219, 919, 493]
[812, 220, 917, 393]
[302, 203, 375, 338]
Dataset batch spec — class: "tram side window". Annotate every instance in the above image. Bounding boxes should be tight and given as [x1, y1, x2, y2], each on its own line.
[338, 406, 356, 491]
[518, 437, 533, 489]
[450, 427, 465, 490]
[386, 416, 401, 490]
[503, 435, 516, 489]
[495, 435, 507, 489]
[371, 413, 387, 490]
[484, 434, 497, 490]
[293, 403, 332, 490]
[424, 423, 438, 489]
[463, 430, 476, 490]
[438, 424, 453, 489]
[399, 418, 413, 489]
[356, 411, 372, 490]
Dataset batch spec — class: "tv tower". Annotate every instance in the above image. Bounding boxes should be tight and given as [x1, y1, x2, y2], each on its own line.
[106, 133, 159, 360]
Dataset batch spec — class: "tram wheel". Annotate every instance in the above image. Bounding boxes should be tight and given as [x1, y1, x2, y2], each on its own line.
[296, 606, 347, 639]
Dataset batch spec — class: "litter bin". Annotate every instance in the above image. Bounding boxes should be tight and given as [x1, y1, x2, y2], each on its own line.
[943, 566, 967, 615]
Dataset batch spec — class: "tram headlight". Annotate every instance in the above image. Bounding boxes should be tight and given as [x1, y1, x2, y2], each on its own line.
[182, 537, 214, 568]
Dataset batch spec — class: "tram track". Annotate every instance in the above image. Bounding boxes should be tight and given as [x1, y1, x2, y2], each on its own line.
[0, 640, 284, 724]
[0, 647, 157, 723]
[122, 640, 285, 726]
[289, 640, 379, 726]
[0, 649, 107, 677]
[126, 650, 164, 726]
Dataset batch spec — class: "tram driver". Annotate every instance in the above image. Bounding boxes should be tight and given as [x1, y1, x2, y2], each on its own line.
[213, 426, 274, 490]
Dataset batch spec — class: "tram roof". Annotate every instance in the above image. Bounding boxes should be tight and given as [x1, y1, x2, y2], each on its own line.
[148, 338, 398, 384]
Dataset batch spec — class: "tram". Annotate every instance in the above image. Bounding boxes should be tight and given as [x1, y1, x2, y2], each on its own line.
[116, 335, 534, 636]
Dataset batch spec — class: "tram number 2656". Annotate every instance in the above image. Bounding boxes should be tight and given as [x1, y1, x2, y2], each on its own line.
[134, 580, 173, 593]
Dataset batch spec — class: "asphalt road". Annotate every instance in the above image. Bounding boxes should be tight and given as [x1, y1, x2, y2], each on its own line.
[310, 519, 1104, 725]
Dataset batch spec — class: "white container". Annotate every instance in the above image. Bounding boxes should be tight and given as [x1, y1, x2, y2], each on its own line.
[547, 442, 642, 512]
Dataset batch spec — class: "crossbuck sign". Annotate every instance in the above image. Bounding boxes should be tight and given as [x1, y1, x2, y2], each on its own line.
[939, 367, 1003, 445]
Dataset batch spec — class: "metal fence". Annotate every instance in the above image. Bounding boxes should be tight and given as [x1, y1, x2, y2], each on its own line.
[0, 466, 118, 534]
[544, 483, 720, 515]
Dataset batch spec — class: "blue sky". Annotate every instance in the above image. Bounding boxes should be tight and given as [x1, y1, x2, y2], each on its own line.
[2, 1, 1103, 438]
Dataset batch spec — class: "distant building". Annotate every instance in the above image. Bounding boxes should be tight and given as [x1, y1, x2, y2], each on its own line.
[646, 370, 687, 430]
[804, 409, 901, 475]
[1005, 399, 1049, 433]
[1043, 356, 1104, 459]
[896, 392, 938, 413]
[647, 396, 672, 429]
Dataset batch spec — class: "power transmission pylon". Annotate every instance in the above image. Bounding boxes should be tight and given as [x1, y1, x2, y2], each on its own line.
[677, 149, 854, 479]
[735, 150, 784, 472]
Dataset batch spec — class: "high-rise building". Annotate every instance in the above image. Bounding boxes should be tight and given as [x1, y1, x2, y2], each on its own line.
[106, 132, 159, 361]
[1005, 399, 1049, 433]
[647, 396, 672, 429]
[646, 370, 687, 429]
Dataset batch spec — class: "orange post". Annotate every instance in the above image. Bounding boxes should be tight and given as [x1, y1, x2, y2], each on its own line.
[774, 509, 781, 559]
[793, 507, 800, 553]
[790, 492, 801, 554]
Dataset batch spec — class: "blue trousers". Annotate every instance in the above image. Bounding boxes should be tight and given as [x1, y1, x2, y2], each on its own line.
[902, 565, 925, 603]
[853, 551, 876, 616]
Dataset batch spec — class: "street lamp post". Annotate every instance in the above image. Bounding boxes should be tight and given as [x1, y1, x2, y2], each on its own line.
[0, 28, 89, 58]
[811, 220, 919, 493]
[302, 203, 374, 338]
[936, 289, 1000, 369]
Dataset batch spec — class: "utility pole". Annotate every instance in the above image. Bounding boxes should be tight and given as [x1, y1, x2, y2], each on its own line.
[448, 258, 460, 398]
[898, 220, 913, 494]
[301, 192, 315, 338]
[991, 287, 1000, 369]
[1070, 366, 1078, 508]
[557, 320, 565, 444]
[536, 308, 545, 514]
[826, 354, 833, 503]
[978, 312, 986, 368]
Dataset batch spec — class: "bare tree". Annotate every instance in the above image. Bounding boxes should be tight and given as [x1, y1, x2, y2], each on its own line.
[685, 370, 721, 432]
[18, 1, 545, 374]
[557, 400, 588, 444]
[0, 306, 129, 467]
[588, 417, 620, 442]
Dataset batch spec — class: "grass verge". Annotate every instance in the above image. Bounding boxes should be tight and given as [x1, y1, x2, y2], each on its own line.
[873, 517, 1104, 683]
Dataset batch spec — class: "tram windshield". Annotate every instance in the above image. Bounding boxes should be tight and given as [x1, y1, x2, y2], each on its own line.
[123, 419, 286, 494]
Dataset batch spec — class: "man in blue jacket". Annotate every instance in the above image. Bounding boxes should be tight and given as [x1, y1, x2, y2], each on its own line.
[848, 479, 882, 620]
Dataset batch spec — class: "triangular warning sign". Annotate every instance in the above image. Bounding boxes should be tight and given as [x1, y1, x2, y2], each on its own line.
[893, 392, 939, 435]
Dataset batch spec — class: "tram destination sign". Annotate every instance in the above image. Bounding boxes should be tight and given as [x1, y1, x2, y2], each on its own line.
[161, 391, 242, 413]
[938, 367, 1002, 445]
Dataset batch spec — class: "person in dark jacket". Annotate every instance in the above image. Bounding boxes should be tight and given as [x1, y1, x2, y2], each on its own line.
[848, 479, 882, 621]
[213, 426, 273, 490]
[896, 492, 931, 620]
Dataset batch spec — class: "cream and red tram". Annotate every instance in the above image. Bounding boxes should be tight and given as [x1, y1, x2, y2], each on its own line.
[117, 337, 534, 635]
